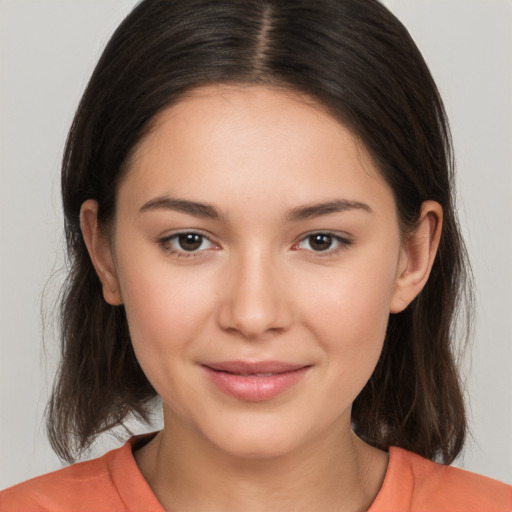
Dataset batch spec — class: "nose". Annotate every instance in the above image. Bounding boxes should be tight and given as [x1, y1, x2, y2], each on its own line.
[217, 249, 292, 340]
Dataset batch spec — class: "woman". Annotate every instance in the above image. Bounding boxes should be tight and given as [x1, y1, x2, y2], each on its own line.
[1, 0, 511, 510]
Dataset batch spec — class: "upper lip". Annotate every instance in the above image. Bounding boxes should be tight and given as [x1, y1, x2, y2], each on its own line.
[203, 361, 308, 375]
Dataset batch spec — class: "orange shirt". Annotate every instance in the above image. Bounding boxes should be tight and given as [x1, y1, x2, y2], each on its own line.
[1, 438, 511, 511]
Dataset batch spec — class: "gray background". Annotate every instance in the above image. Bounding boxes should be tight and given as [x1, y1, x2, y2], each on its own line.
[1, 0, 511, 489]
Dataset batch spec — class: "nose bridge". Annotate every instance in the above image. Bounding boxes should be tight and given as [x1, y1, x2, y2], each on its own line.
[218, 243, 290, 339]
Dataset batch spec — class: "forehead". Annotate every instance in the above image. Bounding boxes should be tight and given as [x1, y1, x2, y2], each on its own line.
[132, 84, 354, 165]
[120, 84, 395, 218]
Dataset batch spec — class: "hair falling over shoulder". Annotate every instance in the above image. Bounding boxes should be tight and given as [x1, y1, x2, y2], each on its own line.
[47, 0, 472, 464]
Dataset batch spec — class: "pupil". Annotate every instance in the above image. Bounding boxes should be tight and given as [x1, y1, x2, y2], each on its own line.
[178, 233, 202, 251]
[310, 234, 332, 251]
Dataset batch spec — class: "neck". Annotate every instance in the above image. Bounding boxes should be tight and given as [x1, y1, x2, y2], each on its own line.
[135, 415, 388, 512]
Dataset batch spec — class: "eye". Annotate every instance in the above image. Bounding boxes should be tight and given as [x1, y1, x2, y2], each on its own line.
[176, 233, 207, 251]
[295, 232, 351, 253]
[159, 231, 217, 255]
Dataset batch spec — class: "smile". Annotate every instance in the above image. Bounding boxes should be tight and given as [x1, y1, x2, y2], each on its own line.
[201, 361, 310, 402]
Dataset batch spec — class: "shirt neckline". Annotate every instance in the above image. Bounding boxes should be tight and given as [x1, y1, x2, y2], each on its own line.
[112, 434, 408, 511]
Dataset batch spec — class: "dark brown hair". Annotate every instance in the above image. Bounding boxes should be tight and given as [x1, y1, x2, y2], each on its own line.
[48, 0, 471, 464]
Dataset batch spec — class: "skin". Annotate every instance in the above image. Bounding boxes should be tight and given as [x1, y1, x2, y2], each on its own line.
[81, 85, 442, 511]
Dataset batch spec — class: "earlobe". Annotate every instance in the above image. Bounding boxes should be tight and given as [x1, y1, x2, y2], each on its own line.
[390, 201, 443, 314]
[80, 200, 123, 306]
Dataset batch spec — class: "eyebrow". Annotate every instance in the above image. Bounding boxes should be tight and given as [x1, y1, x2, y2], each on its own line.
[285, 199, 372, 222]
[139, 196, 371, 222]
[139, 196, 223, 220]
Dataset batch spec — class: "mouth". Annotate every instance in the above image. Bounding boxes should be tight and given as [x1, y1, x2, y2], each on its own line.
[201, 361, 310, 401]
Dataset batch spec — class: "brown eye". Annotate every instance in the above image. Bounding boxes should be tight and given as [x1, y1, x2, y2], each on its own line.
[178, 233, 204, 251]
[308, 234, 333, 251]
[159, 231, 217, 256]
[294, 232, 351, 254]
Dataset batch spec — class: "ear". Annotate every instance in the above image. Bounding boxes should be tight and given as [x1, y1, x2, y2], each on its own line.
[80, 199, 123, 305]
[390, 200, 443, 314]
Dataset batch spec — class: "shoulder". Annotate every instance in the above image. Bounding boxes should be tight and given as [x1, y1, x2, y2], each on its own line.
[0, 436, 163, 512]
[404, 449, 512, 511]
[371, 447, 512, 512]
[0, 447, 121, 512]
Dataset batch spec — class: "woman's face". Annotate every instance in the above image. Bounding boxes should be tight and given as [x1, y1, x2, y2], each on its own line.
[102, 85, 410, 458]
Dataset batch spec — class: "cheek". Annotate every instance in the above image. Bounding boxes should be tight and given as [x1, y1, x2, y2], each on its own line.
[306, 260, 396, 332]
[117, 263, 222, 417]
[115, 256, 217, 370]
[299, 251, 399, 376]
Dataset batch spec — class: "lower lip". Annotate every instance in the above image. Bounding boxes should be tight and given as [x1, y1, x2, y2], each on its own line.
[202, 366, 309, 402]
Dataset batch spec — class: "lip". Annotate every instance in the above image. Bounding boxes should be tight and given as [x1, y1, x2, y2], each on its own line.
[201, 360, 310, 402]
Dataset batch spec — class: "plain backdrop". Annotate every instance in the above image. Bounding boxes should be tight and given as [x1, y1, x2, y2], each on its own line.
[1, 0, 511, 489]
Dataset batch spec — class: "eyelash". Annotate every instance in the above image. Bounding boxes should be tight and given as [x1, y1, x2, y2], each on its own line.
[292, 232, 352, 256]
[157, 231, 218, 258]
[157, 231, 352, 259]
